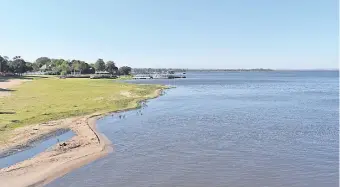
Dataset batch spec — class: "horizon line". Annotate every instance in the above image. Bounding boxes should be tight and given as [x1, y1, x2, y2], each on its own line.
[132, 68, 339, 71]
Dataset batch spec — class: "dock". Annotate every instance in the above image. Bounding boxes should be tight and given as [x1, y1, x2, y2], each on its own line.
[133, 73, 186, 79]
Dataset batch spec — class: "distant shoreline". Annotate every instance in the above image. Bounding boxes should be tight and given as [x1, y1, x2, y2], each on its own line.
[132, 68, 338, 73]
[186, 69, 338, 71]
[187, 68, 274, 72]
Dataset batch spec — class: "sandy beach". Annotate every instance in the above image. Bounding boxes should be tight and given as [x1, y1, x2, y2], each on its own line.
[0, 79, 163, 187]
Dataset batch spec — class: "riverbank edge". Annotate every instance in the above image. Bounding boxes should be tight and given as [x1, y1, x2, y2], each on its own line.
[0, 88, 165, 187]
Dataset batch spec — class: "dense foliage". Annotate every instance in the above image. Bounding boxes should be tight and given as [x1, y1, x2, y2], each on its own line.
[119, 66, 132, 75]
[105, 61, 118, 74]
[0, 55, 132, 75]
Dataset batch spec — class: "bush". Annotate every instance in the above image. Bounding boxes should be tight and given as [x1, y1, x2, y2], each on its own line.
[45, 72, 59, 75]
[90, 74, 117, 79]
[0, 72, 15, 76]
[60, 71, 67, 76]
[64, 75, 90, 78]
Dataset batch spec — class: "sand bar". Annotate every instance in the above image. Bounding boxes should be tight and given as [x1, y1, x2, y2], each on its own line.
[0, 79, 29, 98]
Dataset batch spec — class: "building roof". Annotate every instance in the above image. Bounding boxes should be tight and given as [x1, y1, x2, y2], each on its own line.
[39, 64, 47, 70]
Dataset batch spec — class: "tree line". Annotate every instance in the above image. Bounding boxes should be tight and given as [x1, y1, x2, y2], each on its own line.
[0, 55, 132, 76]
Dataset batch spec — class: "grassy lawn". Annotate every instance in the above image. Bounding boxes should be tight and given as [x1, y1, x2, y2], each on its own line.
[0, 76, 163, 131]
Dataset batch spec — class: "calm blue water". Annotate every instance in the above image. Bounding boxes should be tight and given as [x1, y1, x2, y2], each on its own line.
[49, 71, 338, 187]
[0, 130, 74, 169]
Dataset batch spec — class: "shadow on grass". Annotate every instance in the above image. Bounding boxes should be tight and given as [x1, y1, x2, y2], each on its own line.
[23, 75, 50, 79]
[0, 88, 15, 92]
[0, 111, 16, 114]
[0, 75, 49, 82]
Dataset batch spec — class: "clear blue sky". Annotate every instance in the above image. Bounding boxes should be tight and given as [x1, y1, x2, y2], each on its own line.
[0, 0, 338, 69]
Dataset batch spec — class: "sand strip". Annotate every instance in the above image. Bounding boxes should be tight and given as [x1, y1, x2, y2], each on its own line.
[0, 78, 29, 98]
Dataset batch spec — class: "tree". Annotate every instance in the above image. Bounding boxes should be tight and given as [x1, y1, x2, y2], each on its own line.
[47, 59, 66, 74]
[31, 63, 40, 72]
[94, 59, 106, 72]
[70, 60, 92, 74]
[71, 60, 81, 74]
[25, 62, 34, 72]
[8, 56, 27, 75]
[119, 66, 132, 75]
[79, 61, 90, 74]
[50, 59, 65, 68]
[82, 63, 95, 74]
[105, 61, 118, 75]
[0, 55, 9, 72]
[58, 61, 70, 75]
[50, 59, 62, 67]
[35, 57, 51, 68]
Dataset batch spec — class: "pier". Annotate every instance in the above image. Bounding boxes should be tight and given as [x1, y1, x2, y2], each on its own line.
[133, 73, 186, 79]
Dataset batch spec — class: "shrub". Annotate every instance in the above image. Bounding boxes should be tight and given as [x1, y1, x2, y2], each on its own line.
[90, 74, 117, 79]
[64, 75, 90, 78]
[60, 71, 67, 76]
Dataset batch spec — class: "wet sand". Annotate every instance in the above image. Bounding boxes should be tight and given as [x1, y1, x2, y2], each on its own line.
[0, 114, 112, 187]
[0, 89, 163, 187]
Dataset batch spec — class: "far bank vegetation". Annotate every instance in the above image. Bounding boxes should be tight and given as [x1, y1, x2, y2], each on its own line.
[0, 55, 132, 78]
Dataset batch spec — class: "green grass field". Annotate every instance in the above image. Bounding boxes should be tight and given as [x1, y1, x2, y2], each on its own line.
[0, 76, 164, 131]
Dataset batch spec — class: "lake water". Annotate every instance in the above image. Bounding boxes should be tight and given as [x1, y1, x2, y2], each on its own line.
[0, 130, 74, 169]
[48, 71, 338, 187]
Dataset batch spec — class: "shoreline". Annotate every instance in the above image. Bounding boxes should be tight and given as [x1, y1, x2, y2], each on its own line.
[0, 88, 164, 187]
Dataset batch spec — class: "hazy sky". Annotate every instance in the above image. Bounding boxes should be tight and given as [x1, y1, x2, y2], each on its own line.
[0, 0, 338, 69]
